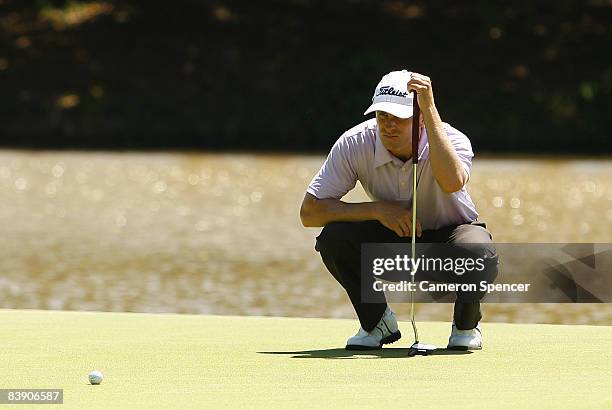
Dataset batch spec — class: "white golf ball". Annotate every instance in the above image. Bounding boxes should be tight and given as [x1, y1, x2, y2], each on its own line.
[88, 370, 104, 385]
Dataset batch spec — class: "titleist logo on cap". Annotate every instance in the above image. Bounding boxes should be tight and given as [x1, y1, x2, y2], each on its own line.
[363, 70, 414, 117]
[374, 86, 408, 99]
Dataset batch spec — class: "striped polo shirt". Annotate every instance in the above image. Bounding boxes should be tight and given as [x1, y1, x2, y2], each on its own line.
[307, 118, 478, 230]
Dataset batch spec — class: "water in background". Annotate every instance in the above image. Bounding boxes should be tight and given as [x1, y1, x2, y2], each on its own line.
[0, 150, 610, 325]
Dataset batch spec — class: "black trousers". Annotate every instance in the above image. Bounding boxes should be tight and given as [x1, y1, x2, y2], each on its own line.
[315, 220, 498, 331]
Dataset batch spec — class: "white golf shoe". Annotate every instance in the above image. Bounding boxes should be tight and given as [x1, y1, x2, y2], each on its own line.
[447, 323, 482, 350]
[345, 307, 401, 350]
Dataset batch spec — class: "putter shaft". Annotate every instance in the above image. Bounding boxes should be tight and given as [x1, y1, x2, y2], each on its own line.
[410, 162, 419, 344]
[410, 89, 421, 346]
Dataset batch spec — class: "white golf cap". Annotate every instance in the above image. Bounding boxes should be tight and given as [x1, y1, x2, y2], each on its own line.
[364, 70, 414, 118]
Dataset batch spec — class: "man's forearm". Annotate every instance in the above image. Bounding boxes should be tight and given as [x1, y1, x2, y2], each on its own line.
[422, 104, 466, 193]
[300, 198, 379, 227]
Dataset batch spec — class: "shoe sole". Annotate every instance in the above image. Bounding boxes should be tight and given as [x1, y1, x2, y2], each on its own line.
[446, 345, 482, 351]
[345, 330, 402, 350]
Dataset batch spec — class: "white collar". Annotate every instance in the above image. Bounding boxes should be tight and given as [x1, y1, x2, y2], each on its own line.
[374, 127, 428, 168]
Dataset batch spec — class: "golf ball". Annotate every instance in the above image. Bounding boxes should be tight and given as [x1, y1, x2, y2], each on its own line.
[88, 370, 104, 385]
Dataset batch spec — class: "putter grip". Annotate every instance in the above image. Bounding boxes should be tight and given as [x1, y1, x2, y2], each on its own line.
[411, 90, 420, 164]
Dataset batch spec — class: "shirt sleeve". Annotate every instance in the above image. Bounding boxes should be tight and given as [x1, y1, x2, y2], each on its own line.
[445, 124, 474, 182]
[306, 135, 358, 199]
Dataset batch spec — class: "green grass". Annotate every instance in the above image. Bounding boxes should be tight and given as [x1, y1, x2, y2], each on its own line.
[1, 309, 610, 409]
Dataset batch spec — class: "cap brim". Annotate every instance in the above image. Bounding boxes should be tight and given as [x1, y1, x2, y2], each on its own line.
[364, 102, 413, 119]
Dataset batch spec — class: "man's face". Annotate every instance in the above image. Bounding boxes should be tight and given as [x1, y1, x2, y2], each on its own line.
[375, 111, 413, 157]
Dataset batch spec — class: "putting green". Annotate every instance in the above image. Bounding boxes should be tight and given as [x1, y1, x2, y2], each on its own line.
[1, 309, 610, 409]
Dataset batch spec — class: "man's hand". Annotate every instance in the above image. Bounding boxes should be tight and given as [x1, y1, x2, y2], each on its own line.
[375, 202, 422, 238]
[407, 72, 435, 110]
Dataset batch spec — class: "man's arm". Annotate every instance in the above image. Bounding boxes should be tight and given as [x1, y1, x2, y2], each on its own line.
[300, 193, 377, 227]
[409, 73, 467, 193]
[300, 193, 421, 237]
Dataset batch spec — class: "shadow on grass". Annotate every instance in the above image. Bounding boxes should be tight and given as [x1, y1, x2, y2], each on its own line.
[258, 348, 472, 359]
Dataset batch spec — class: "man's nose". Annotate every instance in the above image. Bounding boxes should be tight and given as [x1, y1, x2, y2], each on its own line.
[383, 119, 397, 130]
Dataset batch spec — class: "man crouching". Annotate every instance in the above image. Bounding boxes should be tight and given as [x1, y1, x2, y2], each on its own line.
[300, 70, 498, 351]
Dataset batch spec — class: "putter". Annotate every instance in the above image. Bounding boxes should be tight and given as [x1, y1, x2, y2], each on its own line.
[407, 89, 436, 357]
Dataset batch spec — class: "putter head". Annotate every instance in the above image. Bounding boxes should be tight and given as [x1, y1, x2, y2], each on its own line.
[408, 342, 437, 356]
